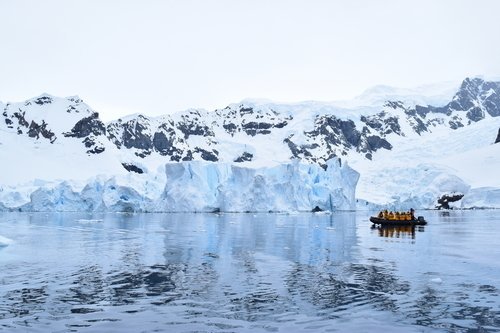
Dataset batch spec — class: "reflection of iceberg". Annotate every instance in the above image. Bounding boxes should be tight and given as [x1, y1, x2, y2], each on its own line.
[0, 235, 13, 246]
[3, 212, 497, 332]
[158, 212, 360, 270]
[155, 212, 363, 324]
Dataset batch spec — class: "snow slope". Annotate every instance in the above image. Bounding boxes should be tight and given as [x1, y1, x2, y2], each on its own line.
[351, 115, 500, 209]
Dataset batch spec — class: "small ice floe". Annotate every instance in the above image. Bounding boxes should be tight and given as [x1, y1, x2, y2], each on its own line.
[76, 219, 103, 224]
[325, 227, 335, 231]
[0, 235, 14, 247]
[430, 277, 443, 284]
[314, 210, 332, 215]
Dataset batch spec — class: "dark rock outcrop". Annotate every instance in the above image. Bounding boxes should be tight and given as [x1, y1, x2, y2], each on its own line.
[311, 206, 323, 212]
[122, 163, 144, 174]
[33, 95, 53, 105]
[194, 147, 219, 162]
[83, 137, 105, 154]
[152, 130, 183, 159]
[234, 152, 253, 163]
[64, 113, 106, 138]
[177, 120, 214, 139]
[13, 110, 30, 128]
[28, 120, 56, 143]
[436, 193, 464, 209]
[107, 115, 153, 151]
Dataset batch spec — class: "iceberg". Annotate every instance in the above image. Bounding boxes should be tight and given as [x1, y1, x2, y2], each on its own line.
[0, 235, 13, 247]
[159, 159, 359, 212]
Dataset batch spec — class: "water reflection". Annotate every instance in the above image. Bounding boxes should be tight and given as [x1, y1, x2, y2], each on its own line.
[5, 255, 498, 332]
[371, 225, 426, 239]
[285, 262, 410, 314]
[0, 212, 499, 333]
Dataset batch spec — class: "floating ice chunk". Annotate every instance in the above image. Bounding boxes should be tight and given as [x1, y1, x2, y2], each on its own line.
[0, 235, 13, 247]
[314, 210, 332, 215]
[76, 219, 103, 224]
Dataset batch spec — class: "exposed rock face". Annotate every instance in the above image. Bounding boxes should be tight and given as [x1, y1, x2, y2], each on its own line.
[121, 163, 144, 174]
[234, 152, 253, 163]
[27, 120, 56, 143]
[361, 110, 402, 136]
[64, 113, 106, 138]
[215, 106, 291, 137]
[32, 95, 53, 105]
[176, 110, 215, 139]
[62, 112, 107, 154]
[408, 78, 500, 131]
[107, 115, 153, 151]
[284, 113, 393, 165]
[104, 105, 290, 162]
[274, 77, 496, 163]
[495, 128, 500, 144]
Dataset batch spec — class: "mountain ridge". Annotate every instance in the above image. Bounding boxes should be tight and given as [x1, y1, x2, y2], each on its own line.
[1, 77, 500, 210]
[3, 77, 499, 166]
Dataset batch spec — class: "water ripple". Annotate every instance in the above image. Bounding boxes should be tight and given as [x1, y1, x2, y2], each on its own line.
[0, 211, 499, 332]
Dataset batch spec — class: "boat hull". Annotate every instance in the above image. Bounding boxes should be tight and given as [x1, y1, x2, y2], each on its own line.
[369, 216, 427, 226]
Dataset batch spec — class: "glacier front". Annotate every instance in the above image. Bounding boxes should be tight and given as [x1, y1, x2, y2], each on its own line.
[2, 159, 359, 213]
[160, 159, 359, 212]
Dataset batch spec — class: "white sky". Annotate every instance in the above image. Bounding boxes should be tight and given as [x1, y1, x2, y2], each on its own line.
[1, 0, 500, 121]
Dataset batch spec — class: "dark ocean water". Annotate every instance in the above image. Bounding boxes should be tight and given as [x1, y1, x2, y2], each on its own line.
[0, 210, 499, 332]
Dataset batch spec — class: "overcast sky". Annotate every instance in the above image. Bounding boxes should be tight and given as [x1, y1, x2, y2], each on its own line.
[1, 0, 500, 120]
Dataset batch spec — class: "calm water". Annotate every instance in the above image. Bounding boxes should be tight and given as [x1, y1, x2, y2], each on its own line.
[0, 211, 499, 333]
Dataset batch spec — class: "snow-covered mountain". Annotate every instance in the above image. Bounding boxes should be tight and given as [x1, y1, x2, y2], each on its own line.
[1, 77, 499, 211]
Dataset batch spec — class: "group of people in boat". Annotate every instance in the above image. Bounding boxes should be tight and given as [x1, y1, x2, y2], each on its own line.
[378, 208, 415, 221]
